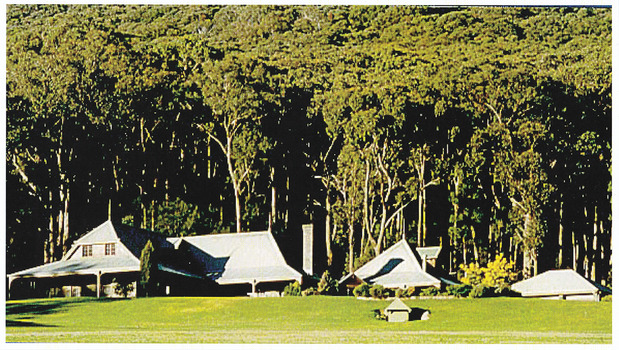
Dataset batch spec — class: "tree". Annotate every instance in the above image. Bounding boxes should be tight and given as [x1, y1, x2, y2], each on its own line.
[139, 240, 157, 297]
[195, 53, 270, 232]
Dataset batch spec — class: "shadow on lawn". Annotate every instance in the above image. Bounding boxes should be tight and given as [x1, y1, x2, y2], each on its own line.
[6, 297, 120, 328]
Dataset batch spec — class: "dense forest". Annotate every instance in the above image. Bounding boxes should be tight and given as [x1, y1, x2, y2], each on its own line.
[6, 5, 611, 286]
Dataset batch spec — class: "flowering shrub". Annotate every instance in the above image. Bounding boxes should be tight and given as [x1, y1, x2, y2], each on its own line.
[459, 254, 518, 289]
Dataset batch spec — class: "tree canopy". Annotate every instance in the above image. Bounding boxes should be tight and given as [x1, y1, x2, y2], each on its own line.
[6, 5, 611, 286]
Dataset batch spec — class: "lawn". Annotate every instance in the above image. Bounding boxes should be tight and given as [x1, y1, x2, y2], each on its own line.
[5, 296, 612, 344]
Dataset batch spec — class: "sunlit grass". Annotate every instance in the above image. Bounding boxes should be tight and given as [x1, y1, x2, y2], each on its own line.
[6, 296, 612, 343]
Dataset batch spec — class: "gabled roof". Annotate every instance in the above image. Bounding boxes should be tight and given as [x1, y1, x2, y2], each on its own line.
[385, 298, 412, 312]
[179, 231, 302, 285]
[416, 246, 441, 260]
[9, 221, 180, 279]
[63, 220, 175, 261]
[511, 269, 604, 297]
[339, 240, 441, 289]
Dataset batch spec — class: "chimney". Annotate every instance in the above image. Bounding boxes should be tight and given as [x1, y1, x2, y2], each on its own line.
[302, 224, 314, 276]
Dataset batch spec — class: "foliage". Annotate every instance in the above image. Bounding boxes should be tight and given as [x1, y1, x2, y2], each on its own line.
[5, 5, 612, 288]
[139, 240, 156, 297]
[601, 295, 611, 302]
[469, 285, 493, 299]
[369, 284, 386, 299]
[283, 281, 301, 297]
[301, 287, 316, 296]
[446, 284, 472, 298]
[113, 279, 135, 298]
[419, 286, 440, 297]
[459, 254, 518, 288]
[353, 283, 371, 297]
[316, 270, 339, 295]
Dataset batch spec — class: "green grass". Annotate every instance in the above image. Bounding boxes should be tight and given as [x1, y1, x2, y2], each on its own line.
[5, 296, 612, 343]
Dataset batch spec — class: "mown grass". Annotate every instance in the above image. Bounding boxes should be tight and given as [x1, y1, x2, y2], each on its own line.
[5, 296, 612, 343]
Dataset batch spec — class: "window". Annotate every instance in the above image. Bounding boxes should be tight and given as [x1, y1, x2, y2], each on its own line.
[82, 245, 93, 257]
[105, 243, 116, 256]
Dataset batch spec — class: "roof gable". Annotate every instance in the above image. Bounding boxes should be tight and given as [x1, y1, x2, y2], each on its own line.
[63, 220, 174, 261]
[341, 240, 440, 288]
[385, 298, 412, 312]
[511, 269, 600, 296]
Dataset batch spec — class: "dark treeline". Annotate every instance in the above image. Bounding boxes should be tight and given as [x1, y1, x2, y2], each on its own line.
[6, 5, 611, 285]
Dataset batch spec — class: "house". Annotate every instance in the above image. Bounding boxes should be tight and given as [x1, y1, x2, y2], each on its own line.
[8, 221, 303, 299]
[7, 220, 201, 299]
[511, 269, 611, 301]
[173, 231, 302, 295]
[339, 240, 442, 291]
[384, 298, 412, 322]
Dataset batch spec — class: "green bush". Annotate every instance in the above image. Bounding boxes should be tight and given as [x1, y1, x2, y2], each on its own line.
[446, 284, 472, 298]
[395, 288, 404, 298]
[301, 287, 316, 296]
[494, 282, 516, 296]
[113, 279, 134, 298]
[601, 295, 612, 302]
[404, 287, 416, 297]
[353, 283, 371, 297]
[469, 284, 492, 298]
[317, 270, 339, 295]
[420, 286, 440, 296]
[283, 281, 301, 296]
[369, 284, 386, 299]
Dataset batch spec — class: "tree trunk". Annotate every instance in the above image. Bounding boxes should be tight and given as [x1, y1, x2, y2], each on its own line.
[325, 192, 333, 266]
[348, 215, 355, 273]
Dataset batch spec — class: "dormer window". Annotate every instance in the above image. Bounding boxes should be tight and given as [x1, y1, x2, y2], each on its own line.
[82, 245, 93, 257]
[105, 243, 116, 256]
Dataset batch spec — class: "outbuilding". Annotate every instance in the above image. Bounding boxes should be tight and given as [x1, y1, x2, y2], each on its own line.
[384, 298, 412, 322]
[511, 269, 611, 301]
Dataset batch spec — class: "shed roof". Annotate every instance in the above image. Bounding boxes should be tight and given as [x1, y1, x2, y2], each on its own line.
[339, 240, 441, 289]
[179, 231, 302, 285]
[385, 298, 412, 312]
[511, 269, 603, 297]
[416, 246, 441, 260]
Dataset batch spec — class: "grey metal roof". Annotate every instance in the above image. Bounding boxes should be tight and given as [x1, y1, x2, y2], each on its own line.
[180, 231, 302, 285]
[10, 220, 182, 280]
[339, 240, 441, 289]
[511, 269, 602, 297]
[8, 256, 140, 278]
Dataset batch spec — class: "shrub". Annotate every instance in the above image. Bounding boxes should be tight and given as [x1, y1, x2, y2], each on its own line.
[459, 254, 518, 289]
[420, 286, 440, 296]
[494, 282, 517, 297]
[446, 284, 472, 298]
[469, 284, 492, 298]
[369, 284, 386, 299]
[301, 287, 316, 296]
[317, 270, 339, 295]
[404, 287, 416, 297]
[353, 283, 371, 297]
[283, 281, 301, 296]
[395, 288, 404, 298]
[139, 240, 157, 297]
[601, 295, 612, 302]
[113, 279, 134, 298]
